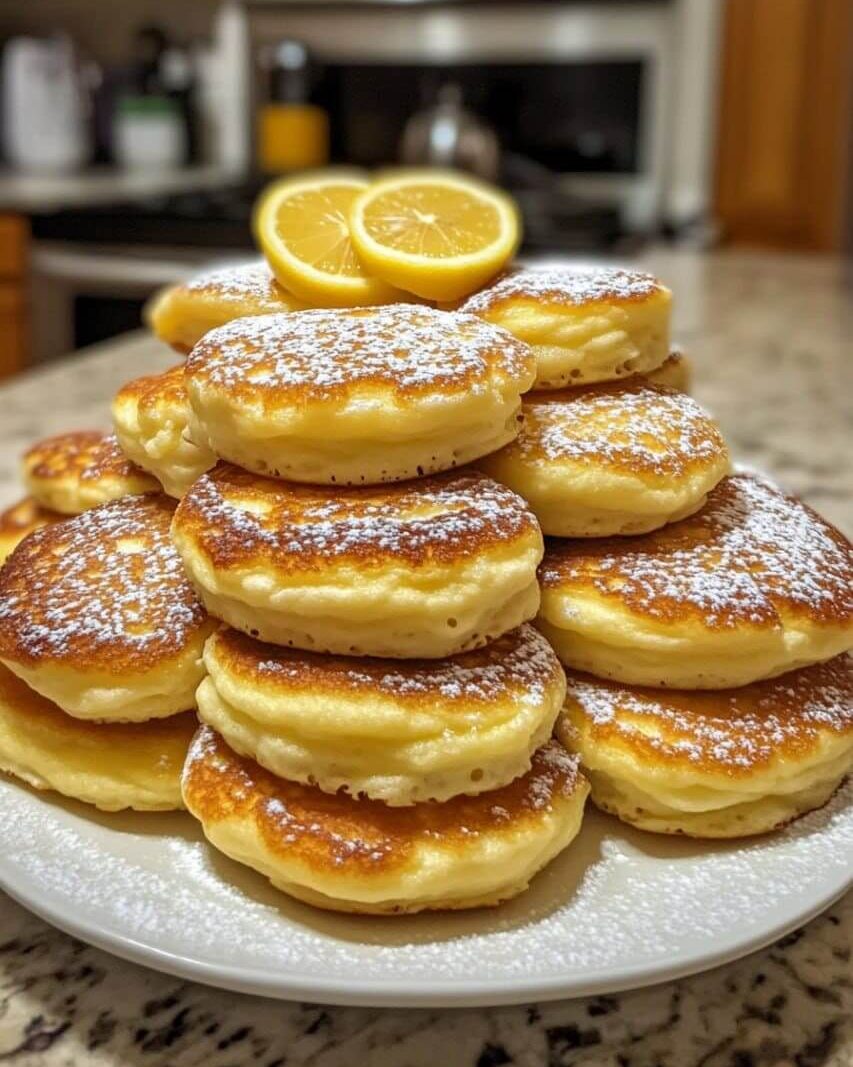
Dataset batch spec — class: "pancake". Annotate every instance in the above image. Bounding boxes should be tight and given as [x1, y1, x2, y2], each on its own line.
[184, 305, 536, 485]
[172, 465, 543, 658]
[198, 623, 565, 805]
[479, 377, 730, 537]
[0, 663, 195, 811]
[112, 364, 217, 498]
[146, 261, 307, 354]
[22, 429, 159, 515]
[458, 266, 671, 389]
[538, 473, 853, 689]
[0, 497, 62, 564]
[0, 493, 215, 721]
[557, 656, 853, 838]
[643, 347, 690, 392]
[182, 725, 589, 914]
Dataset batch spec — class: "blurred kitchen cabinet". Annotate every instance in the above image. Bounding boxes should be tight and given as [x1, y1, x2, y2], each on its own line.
[0, 214, 29, 377]
[714, 0, 852, 250]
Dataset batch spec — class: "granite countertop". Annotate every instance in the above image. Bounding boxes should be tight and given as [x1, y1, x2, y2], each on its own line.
[0, 247, 850, 1067]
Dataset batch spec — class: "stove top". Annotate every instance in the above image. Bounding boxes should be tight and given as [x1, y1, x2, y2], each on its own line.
[30, 181, 635, 255]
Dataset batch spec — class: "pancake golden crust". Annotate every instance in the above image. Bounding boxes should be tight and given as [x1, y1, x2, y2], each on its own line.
[182, 726, 588, 913]
[458, 266, 671, 389]
[538, 473, 853, 688]
[0, 497, 62, 563]
[176, 464, 539, 574]
[0, 493, 214, 720]
[199, 623, 566, 804]
[112, 364, 217, 498]
[23, 430, 159, 514]
[480, 377, 729, 536]
[184, 305, 536, 484]
[213, 622, 561, 705]
[173, 465, 543, 657]
[0, 664, 195, 811]
[147, 261, 307, 354]
[463, 266, 667, 313]
[187, 305, 532, 406]
[558, 656, 853, 837]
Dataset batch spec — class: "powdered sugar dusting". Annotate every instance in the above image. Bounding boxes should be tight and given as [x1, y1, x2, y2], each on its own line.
[461, 265, 666, 314]
[184, 260, 290, 304]
[519, 381, 726, 476]
[541, 473, 853, 628]
[220, 623, 560, 704]
[24, 429, 153, 486]
[185, 305, 533, 401]
[177, 466, 539, 570]
[0, 494, 208, 668]
[566, 655, 853, 771]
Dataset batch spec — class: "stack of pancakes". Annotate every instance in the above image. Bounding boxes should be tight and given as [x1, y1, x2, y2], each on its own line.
[0, 457, 212, 810]
[0, 257, 850, 918]
[456, 268, 852, 840]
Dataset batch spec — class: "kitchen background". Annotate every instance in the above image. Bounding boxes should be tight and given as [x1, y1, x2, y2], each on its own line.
[0, 0, 849, 373]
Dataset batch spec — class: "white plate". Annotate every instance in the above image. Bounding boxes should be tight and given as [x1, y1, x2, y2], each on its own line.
[1, 775, 850, 1007]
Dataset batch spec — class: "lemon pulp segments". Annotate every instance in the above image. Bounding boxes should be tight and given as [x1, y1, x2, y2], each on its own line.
[255, 176, 403, 307]
[349, 172, 520, 301]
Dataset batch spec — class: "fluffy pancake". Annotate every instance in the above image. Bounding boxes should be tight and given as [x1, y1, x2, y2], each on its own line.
[182, 725, 588, 914]
[479, 377, 730, 536]
[0, 663, 195, 811]
[0, 497, 62, 564]
[146, 261, 306, 353]
[172, 465, 543, 658]
[198, 623, 565, 805]
[22, 429, 159, 514]
[0, 493, 215, 721]
[538, 473, 853, 689]
[458, 266, 671, 389]
[184, 305, 536, 485]
[557, 656, 853, 838]
[643, 347, 690, 392]
[112, 364, 217, 498]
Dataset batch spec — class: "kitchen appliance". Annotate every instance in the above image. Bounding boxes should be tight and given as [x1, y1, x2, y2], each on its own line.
[1, 35, 92, 173]
[400, 83, 499, 181]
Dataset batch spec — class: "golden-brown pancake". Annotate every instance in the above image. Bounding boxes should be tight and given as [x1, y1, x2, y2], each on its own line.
[0, 493, 215, 721]
[146, 260, 307, 354]
[538, 473, 853, 689]
[112, 364, 217, 498]
[22, 429, 159, 514]
[458, 266, 671, 389]
[479, 377, 730, 536]
[197, 623, 566, 804]
[172, 465, 543, 658]
[0, 497, 62, 564]
[182, 726, 589, 913]
[557, 656, 853, 837]
[184, 305, 536, 484]
[0, 663, 195, 811]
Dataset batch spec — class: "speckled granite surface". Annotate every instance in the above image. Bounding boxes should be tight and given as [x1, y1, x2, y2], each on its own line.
[0, 248, 850, 1066]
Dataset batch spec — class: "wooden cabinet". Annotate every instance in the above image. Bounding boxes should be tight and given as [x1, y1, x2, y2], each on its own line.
[714, 0, 853, 251]
[0, 214, 29, 377]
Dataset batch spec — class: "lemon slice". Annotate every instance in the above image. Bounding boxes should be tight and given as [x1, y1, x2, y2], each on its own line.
[253, 172, 404, 307]
[349, 169, 520, 302]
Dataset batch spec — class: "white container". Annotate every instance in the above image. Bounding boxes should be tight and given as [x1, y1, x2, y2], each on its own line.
[2, 36, 91, 173]
[114, 96, 185, 170]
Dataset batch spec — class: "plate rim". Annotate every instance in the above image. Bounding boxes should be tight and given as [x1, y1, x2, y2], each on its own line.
[3, 789, 851, 1008]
